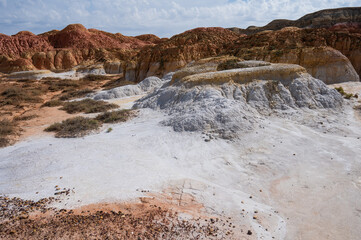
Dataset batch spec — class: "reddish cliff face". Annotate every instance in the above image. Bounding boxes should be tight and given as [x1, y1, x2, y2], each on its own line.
[134, 34, 166, 44]
[133, 27, 241, 81]
[227, 27, 361, 80]
[0, 32, 52, 58]
[0, 24, 154, 73]
[44, 24, 149, 50]
[329, 22, 361, 34]
[127, 25, 361, 83]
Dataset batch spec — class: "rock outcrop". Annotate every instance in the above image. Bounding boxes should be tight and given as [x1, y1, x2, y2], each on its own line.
[0, 56, 36, 72]
[0, 24, 155, 73]
[228, 27, 361, 82]
[44, 24, 149, 50]
[92, 73, 173, 100]
[132, 28, 240, 82]
[128, 25, 361, 84]
[0, 32, 52, 58]
[277, 47, 359, 84]
[104, 61, 124, 74]
[134, 61, 343, 138]
[134, 34, 165, 44]
[177, 64, 307, 88]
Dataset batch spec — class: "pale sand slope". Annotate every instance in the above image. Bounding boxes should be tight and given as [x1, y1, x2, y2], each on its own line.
[1, 88, 361, 239]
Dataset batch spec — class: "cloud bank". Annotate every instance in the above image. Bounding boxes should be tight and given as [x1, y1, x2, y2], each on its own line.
[0, 0, 359, 37]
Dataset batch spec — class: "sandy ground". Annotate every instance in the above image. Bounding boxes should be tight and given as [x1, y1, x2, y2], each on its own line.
[17, 107, 79, 141]
[0, 83, 361, 239]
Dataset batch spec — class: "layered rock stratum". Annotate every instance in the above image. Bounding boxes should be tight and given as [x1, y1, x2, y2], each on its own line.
[0, 24, 155, 73]
[0, 7, 360, 84]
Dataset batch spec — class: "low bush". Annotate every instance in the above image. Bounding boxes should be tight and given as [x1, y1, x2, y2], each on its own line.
[42, 100, 64, 107]
[44, 79, 79, 92]
[217, 59, 240, 71]
[335, 87, 358, 99]
[96, 109, 134, 123]
[59, 88, 94, 101]
[102, 79, 136, 90]
[1, 87, 43, 105]
[0, 119, 16, 147]
[44, 116, 101, 138]
[60, 99, 119, 114]
[83, 74, 109, 81]
[14, 114, 39, 121]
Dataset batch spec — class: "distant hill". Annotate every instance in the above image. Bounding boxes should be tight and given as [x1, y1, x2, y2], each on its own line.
[228, 7, 361, 35]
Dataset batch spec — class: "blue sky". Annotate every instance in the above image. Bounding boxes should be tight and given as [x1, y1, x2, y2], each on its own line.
[0, 0, 359, 37]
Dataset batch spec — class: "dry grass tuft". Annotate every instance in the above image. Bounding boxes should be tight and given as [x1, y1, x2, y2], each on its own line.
[0, 87, 43, 106]
[42, 100, 64, 108]
[14, 114, 39, 121]
[45, 117, 101, 138]
[60, 99, 119, 114]
[0, 119, 17, 147]
[217, 59, 241, 71]
[102, 79, 136, 90]
[82, 74, 109, 81]
[43, 79, 79, 92]
[59, 89, 94, 101]
[95, 110, 135, 123]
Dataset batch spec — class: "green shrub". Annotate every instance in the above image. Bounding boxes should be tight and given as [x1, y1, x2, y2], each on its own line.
[60, 99, 119, 114]
[44, 117, 101, 138]
[335, 87, 357, 99]
[335, 87, 346, 95]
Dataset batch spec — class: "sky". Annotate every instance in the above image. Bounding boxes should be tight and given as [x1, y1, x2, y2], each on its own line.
[0, 0, 359, 37]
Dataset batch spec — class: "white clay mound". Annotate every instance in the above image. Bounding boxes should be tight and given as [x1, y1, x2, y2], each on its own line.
[92, 73, 174, 100]
[134, 62, 343, 138]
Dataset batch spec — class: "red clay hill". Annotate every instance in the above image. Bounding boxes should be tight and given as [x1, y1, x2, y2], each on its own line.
[0, 7, 360, 83]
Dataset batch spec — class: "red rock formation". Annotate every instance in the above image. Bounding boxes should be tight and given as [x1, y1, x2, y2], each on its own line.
[0, 32, 52, 58]
[134, 34, 165, 44]
[227, 27, 361, 80]
[45, 24, 149, 50]
[329, 22, 361, 34]
[0, 56, 36, 72]
[133, 27, 240, 81]
[0, 24, 155, 73]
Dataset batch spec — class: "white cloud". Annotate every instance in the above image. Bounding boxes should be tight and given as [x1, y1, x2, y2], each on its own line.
[0, 0, 359, 37]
